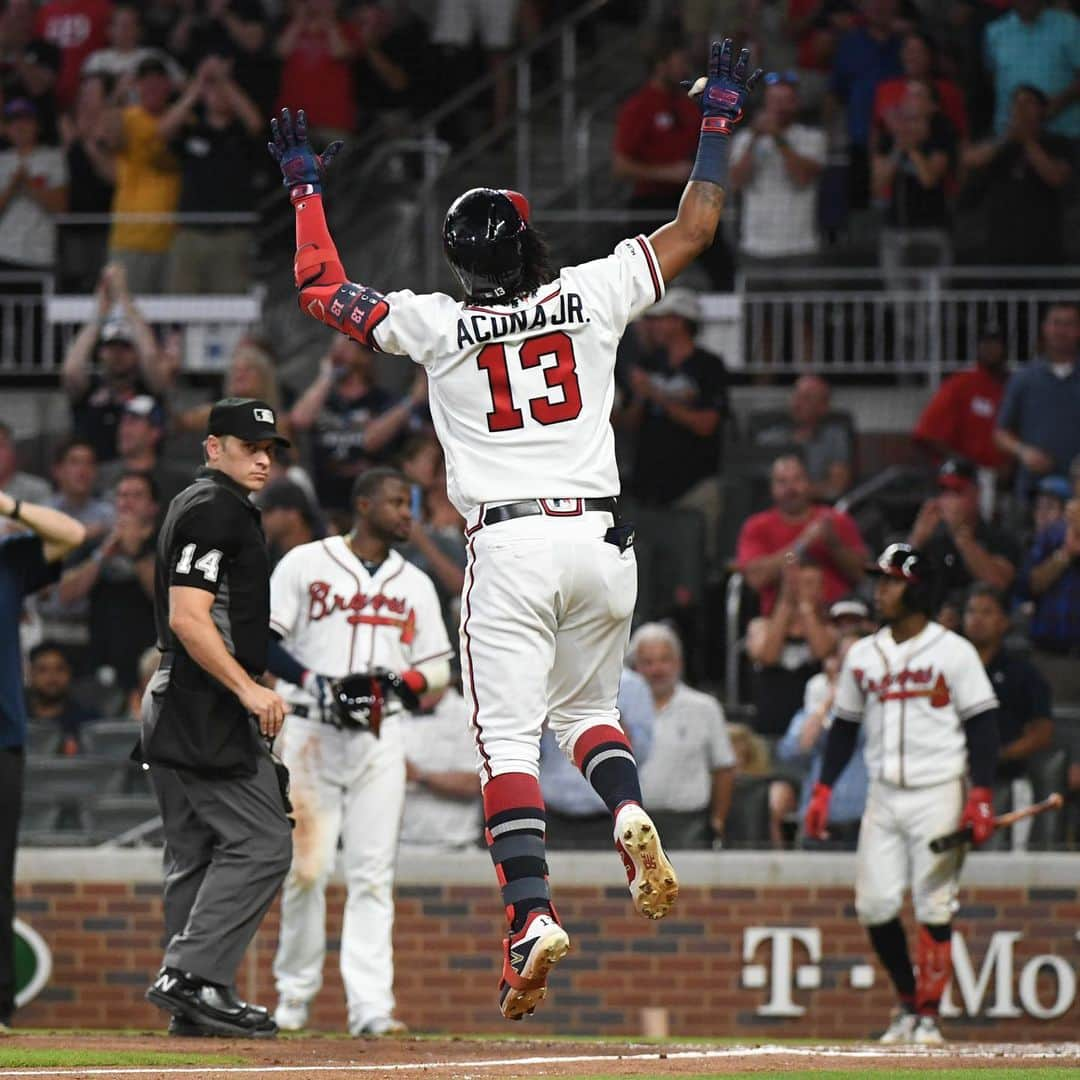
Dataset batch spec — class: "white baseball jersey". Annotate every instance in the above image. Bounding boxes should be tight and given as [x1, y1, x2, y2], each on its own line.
[834, 622, 998, 789]
[369, 235, 665, 515]
[268, 537, 453, 712]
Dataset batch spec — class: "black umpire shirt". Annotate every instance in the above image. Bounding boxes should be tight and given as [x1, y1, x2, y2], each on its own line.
[985, 647, 1052, 782]
[155, 467, 270, 676]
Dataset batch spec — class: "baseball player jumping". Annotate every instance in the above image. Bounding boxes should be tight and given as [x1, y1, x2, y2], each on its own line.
[805, 543, 1000, 1045]
[269, 38, 761, 1019]
[265, 468, 453, 1036]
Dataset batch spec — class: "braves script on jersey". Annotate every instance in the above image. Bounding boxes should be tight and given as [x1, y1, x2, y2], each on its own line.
[268, 536, 452, 710]
[354, 236, 663, 514]
[834, 622, 998, 788]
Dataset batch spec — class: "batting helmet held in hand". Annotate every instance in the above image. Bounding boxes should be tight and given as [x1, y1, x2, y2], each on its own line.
[443, 187, 529, 302]
[867, 542, 938, 616]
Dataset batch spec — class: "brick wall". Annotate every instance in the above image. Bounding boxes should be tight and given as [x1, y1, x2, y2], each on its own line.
[14, 876, 1080, 1038]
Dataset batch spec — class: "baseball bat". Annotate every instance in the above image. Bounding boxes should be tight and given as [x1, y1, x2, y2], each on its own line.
[928, 793, 1065, 854]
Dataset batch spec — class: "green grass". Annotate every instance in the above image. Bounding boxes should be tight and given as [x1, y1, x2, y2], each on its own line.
[0, 1048, 246, 1067]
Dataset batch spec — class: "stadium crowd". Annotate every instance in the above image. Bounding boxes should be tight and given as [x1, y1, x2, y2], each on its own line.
[2, 0, 1080, 854]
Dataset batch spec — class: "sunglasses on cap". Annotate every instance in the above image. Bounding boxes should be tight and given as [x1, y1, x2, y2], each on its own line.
[764, 70, 800, 86]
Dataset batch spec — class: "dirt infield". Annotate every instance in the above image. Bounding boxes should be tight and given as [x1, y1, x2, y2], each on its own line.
[2, 1033, 1079, 1079]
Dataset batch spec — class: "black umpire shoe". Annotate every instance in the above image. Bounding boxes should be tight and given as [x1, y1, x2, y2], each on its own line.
[148, 968, 278, 1039]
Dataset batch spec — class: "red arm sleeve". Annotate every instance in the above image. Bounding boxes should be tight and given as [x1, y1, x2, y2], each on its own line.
[292, 192, 389, 349]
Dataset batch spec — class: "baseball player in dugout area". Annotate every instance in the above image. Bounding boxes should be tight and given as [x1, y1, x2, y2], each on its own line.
[269, 36, 761, 1020]
[264, 467, 453, 1037]
[140, 398, 293, 1039]
[805, 543, 1000, 1047]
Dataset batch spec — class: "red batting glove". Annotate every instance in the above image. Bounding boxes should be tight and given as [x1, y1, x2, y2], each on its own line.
[803, 782, 832, 840]
[960, 786, 995, 847]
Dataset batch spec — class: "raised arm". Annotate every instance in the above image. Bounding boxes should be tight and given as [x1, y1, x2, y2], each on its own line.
[268, 109, 393, 347]
[648, 39, 762, 285]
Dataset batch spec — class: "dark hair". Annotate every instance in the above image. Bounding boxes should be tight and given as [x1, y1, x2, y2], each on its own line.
[646, 27, 685, 71]
[771, 448, 808, 471]
[118, 469, 160, 503]
[0, 421, 11, 441]
[966, 582, 1008, 616]
[1013, 83, 1049, 109]
[508, 225, 556, 303]
[352, 466, 405, 503]
[29, 640, 70, 666]
[52, 437, 96, 467]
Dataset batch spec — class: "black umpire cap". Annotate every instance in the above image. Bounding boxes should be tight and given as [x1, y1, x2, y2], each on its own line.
[207, 397, 291, 448]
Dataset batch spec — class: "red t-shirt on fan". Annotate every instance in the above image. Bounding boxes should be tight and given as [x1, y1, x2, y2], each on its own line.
[913, 366, 1005, 469]
[613, 82, 700, 200]
[277, 23, 362, 135]
[35, 0, 112, 109]
[736, 505, 867, 615]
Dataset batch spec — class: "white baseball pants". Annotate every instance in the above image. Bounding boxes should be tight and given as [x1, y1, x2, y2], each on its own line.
[855, 777, 965, 926]
[460, 508, 638, 782]
[272, 714, 405, 1031]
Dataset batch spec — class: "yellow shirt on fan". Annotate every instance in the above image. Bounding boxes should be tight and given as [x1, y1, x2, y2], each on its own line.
[109, 105, 180, 254]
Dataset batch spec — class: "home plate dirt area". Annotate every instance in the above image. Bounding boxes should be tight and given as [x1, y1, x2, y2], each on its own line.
[2, 1034, 1079, 1080]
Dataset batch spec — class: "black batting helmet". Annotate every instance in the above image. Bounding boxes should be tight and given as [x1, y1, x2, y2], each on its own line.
[867, 542, 938, 616]
[443, 187, 530, 302]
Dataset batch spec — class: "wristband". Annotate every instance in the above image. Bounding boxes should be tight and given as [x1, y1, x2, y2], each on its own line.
[688, 127, 733, 188]
[8, 499, 21, 521]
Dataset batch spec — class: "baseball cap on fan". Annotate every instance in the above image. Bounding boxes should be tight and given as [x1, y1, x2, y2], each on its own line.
[645, 287, 702, 324]
[207, 397, 291, 448]
[936, 457, 977, 492]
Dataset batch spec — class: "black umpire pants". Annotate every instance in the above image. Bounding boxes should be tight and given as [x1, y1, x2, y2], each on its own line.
[0, 747, 24, 1023]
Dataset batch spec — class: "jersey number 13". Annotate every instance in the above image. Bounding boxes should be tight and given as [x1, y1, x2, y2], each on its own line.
[477, 330, 582, 433]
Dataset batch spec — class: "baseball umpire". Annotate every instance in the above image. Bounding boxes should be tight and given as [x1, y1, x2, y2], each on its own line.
[0, 490, 85, 1032]
[805, 543, 1000, 1045]
[141, 398, 293, 1038]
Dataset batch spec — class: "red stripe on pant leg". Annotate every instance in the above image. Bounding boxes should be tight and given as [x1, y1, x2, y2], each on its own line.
[483, 773, 544, 818]
[572, 724, 632, 771]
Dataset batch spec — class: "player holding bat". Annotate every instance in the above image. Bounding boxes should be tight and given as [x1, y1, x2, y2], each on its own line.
[804, 543, 1000, 1046]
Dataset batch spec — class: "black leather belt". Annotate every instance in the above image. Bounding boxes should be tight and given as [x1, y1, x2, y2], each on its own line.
[482, 497, 618, 527]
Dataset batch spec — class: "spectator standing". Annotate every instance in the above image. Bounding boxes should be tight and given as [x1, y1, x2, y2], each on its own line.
[350, 0, 430, 124]
[0, 98, 67, 270]
[540, 668, 654, 850]
[289, 336, 426, 522]
[962, 85, 1072, 267]
[0, 489, 86, 1033]
[58, 470, 157, 692]
[259, 480, 320, 568]
[33, 439, 114, 668]
[756, 375, 855, 501]
[872, 79, 955, 277]
[59, 73, 116, 292]
[829, 0, 904, 209]
[167, 0, 271, 111]
[746, 560, 834, 737]
[908, 457, 1018, 601]
[730, 72, 827, 264]
[97, 395, 191, 505]
[0, 421, 50, 511]
[34, 0, 113, 109]
[787, 0, 858, 103]
[13, 39, 63, 145]
[160, 56, 261, 294]
[83, 3, 184, 86]
[776, 629, 868, 850]
[613, 35, 732, 287]
[872, 30, 968, 144]
[104, 56, 182, 294]
[618, 287, 729, 566]
[1020, 496, 1080, 706]
[913, 322, 1007, 470]
[1032, 476, 1070, 537]
[400, 685, 481, 851]
[275, 0, 360, 142]
[25, 640, 94, 753]
[984, 0, 1080, 141]
[737, 453, 867, 615]
[61, 264, 166, 462]
[995, 303, 1080, 502]
[964, 584, 1053, 818]
[631, 623, 736, 849]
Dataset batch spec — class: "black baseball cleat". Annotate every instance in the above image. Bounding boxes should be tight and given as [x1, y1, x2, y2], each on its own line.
[168, 1011, 278, 1038]
[148, 968, 278, 1039]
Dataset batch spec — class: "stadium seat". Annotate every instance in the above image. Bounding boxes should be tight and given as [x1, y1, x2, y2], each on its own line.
[723, 775, 772, 850]
[82, 720, 141, 760]
[1027, 746, 1069, 851]
[91, 794, 161, 845]
[24, 755, 128, 800]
